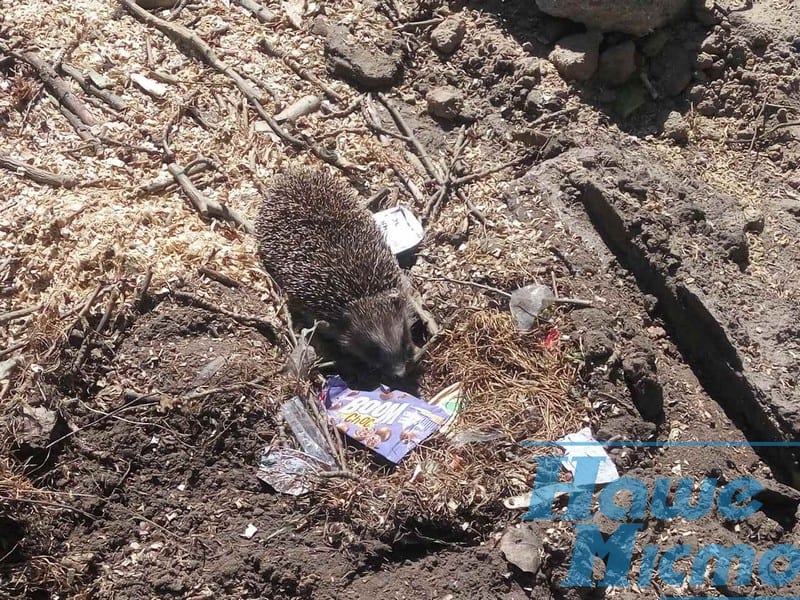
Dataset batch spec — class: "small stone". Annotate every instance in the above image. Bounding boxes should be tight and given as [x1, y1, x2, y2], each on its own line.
[517, 56, 543, 78]
[0, 357, 20, 380]
[739, 70, 759, 85]
[426, 86, 465, 121]
[596, 40, 636, 86]
[767, 145, 783, 162]
[61, 552, 96, 573]
[430, 16, 467, 55]
[548, 32, 602, 82]
[499, 523, 542, 574]
[695, 52, 715, 69]
[85, 68, 114, 89]
[779, 197, 800, 218]
[14, 403, 64, 458]
[524, 89, 545, 113]
[697, 99, 718, 116]
[662, 111, 690, 144]
[700, 32, 724, 55]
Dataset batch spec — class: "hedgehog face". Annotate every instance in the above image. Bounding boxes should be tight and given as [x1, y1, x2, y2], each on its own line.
[339, 291, 416, 381]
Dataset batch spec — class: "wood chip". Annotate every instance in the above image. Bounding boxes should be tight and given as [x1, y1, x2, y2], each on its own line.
[130, 73, 168, 98]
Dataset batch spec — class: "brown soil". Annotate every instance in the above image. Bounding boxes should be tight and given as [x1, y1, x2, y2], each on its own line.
[2, 0, 800, 598]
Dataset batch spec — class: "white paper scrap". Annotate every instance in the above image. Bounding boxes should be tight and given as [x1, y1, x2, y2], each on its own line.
[557, 427, 619, 484]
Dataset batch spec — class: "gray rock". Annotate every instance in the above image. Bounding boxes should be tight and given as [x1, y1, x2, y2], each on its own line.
[426, 86, 465, 121]
[16, 403, 62, 454]
[650, 43, 692, 97]
[779, 197, 800, 218]
[430, 16, 466, 54]
[662, 110, 690, 144]
[535, 0, 689, 36]
[700, 32, 725, 55]
[0, 357, 21, 380]
[323, 24, 401, 90]
[517, 56, 544, 78]
[499, 523, 542, 574]
[596, 41, 636, 86]
[548, 32, 602, 81]
[524, 89, 545, 113]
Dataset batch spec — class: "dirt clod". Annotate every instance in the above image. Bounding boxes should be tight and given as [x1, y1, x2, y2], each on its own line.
[430, 15, 467, 55]
[426, 85, 467, 121]
[548, 32, 602, 81]
[596, 40, 637, 86]
[622, 337, 665, 422]
[323, 23, 401, 90]
[662, 110, 690, 144]
[649, 42, 693, 97]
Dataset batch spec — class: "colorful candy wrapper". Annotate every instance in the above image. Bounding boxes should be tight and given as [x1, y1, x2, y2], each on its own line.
[321, 376, 453, 464]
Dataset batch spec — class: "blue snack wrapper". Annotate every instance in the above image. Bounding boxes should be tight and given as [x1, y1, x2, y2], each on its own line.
[321, 376, 451, 464]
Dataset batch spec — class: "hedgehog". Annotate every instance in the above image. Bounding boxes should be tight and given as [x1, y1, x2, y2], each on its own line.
[255, 167, 417, 381]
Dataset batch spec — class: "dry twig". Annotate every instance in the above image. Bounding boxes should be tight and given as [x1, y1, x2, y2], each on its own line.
[259, 38, 342, 103]
[232, 0, 278, 23]
[167, 161, 255, 233]
[0, 304, 43, 325]
[59, 63, 126, 111]
[528, 106, 579, 128]
[116, 0, 355, 172]
[377, 94, 486, 224]
[198, 267, 243, 288]
[0, 156, 77, 188]
[451, 155, 530, 187]
[424, 126, 467, 221]
[3, 46, 98, 128]
[393, 18, 443, 31]
[138, 158, 217, 195]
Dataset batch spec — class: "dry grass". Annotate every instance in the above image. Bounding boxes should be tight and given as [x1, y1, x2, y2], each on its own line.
[0, 457, 69, 598]
[315, 309, 583, 539]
